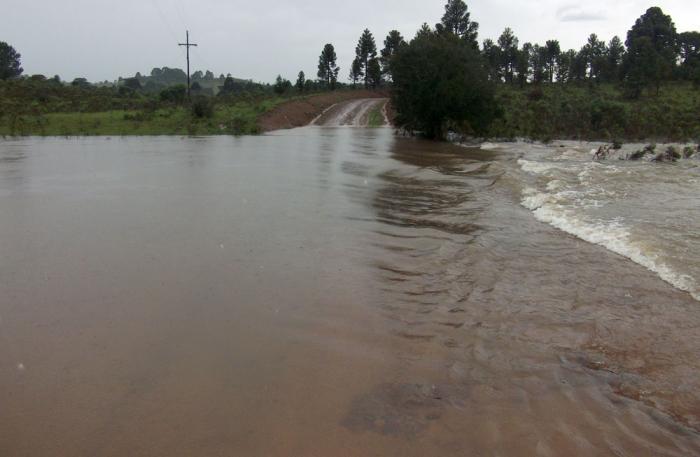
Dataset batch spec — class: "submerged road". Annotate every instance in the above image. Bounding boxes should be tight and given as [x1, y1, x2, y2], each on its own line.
[312, 98, 389, 127]
[0, 128, 699, 456]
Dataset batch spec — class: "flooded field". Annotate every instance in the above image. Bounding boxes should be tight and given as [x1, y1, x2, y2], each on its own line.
[1, 130, 699, 456]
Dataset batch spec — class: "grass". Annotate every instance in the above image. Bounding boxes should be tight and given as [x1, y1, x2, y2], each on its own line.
[0, 97, 287, 136]
[486, 82, 700, 142]
[4, 81, 698, 141]
[367, 103, 386, 128]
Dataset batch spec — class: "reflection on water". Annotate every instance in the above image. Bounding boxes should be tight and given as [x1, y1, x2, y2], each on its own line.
[1, 132, 699, 456]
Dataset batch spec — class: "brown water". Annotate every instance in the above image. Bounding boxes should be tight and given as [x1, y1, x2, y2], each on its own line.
[1, 131, 699, 456]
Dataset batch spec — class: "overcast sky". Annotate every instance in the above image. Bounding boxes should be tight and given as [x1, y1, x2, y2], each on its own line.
[2, 1, 699, 83]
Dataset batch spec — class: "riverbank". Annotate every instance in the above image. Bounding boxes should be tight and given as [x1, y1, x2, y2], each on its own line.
[486, 82, 700, 142]
[258, 90, 387, 131]
[0, 90, 386, 136]
[2, 82, 698, 141]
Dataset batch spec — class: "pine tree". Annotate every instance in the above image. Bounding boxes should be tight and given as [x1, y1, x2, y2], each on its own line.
[516, 43, 532, 87]
[544, 40, 560, 83]
[349, 58, 363, 87]
[0, 42, 23, 80]
[556, 49, 577, 83]
[366, 58, 382, 88]
[482, 39, 502, 82]
[317, 44, 340, 90]
[355, 29, 378, 88]
[295, 71, 306, 93]
[623, 7, 679, 96]
[583, 34, 606, 81]
[497, 28, 519, 83]
[436, 0, 479, 49]
[602, 36, 625, 82]
[381, 30, 406, 81]
[679, 32, 700, 82]
[416, 23, 433, 39]
[274, 75, 292, 95]
[530, 45, 547, 83]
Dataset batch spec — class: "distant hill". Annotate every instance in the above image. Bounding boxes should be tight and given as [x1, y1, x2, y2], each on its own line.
[120, 67, 266, 95]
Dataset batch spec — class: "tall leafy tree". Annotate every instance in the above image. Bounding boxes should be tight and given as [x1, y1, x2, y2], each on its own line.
[497, 28, 519, 83]
[623, 7, 679, 95]
[317, 43, 340, 89]
[436, 0, 479, 49]
[391, 31, 497, 139]
[380, 30, 406, 81]
[0, 42, 23, 80]
[355, 29, 378, 88]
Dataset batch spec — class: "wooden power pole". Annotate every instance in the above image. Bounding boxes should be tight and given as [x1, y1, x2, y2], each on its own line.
[178, 31, 198, 99]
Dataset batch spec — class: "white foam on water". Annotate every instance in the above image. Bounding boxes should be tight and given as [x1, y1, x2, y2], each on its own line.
[507, 143, 700, 302]
[517, 159, 565, 176]
[521, 188, 699, 302]
[480, 142, 500, 150]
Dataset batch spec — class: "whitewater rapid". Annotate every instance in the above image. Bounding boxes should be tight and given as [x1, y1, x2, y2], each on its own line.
[490, 141, 700, 302]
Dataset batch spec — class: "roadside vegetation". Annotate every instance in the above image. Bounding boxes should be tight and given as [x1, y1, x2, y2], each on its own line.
[489, 82, 700, 142]
[1, 2, 698, 140]
[386, 1, 700, 140]
[367, 104, 385, 128]
[0, 76, 289, 135]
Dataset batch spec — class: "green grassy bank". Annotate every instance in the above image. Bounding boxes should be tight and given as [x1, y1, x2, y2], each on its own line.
[486, 83, 700, 142]
[2, 80, 698, 140]
[0, 98, 285, 136]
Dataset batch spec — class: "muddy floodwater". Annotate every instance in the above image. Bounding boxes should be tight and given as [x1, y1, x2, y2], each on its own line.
[1, 130, 700, 456]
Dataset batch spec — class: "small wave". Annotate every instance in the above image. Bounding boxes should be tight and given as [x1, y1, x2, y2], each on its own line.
[517, 159, 564, 176]
[480, 142, 500, 150]
[522, 191, 699, 302]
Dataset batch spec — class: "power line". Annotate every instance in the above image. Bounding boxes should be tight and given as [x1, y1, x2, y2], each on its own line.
[148, 0, 179, 43]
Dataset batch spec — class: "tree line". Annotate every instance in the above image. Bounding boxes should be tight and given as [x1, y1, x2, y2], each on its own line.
[303, 3, 699, 97]
[480, 7, 699, 97]
[2, 2, 699, 138]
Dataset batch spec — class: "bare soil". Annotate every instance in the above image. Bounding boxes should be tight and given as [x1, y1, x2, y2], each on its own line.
[258, 90, 388, 132]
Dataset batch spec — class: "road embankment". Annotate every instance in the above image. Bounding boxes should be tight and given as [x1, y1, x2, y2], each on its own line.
[258, 90, 388, 132]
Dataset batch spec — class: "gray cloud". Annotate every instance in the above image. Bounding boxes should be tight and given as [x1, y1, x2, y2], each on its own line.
[556, 5, 606, 22]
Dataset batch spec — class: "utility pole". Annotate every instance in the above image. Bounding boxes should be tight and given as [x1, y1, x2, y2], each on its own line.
[178, 30, 198, 99]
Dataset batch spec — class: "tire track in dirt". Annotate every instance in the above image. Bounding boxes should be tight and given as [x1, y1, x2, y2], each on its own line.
[312, 99, 389, 127]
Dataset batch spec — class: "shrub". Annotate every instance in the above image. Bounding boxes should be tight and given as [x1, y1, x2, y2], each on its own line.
[191, 95, 213, 118]
[527, 87, 544, 101]
[628, 149, 648, 160]
[159, 85, 187, 104]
